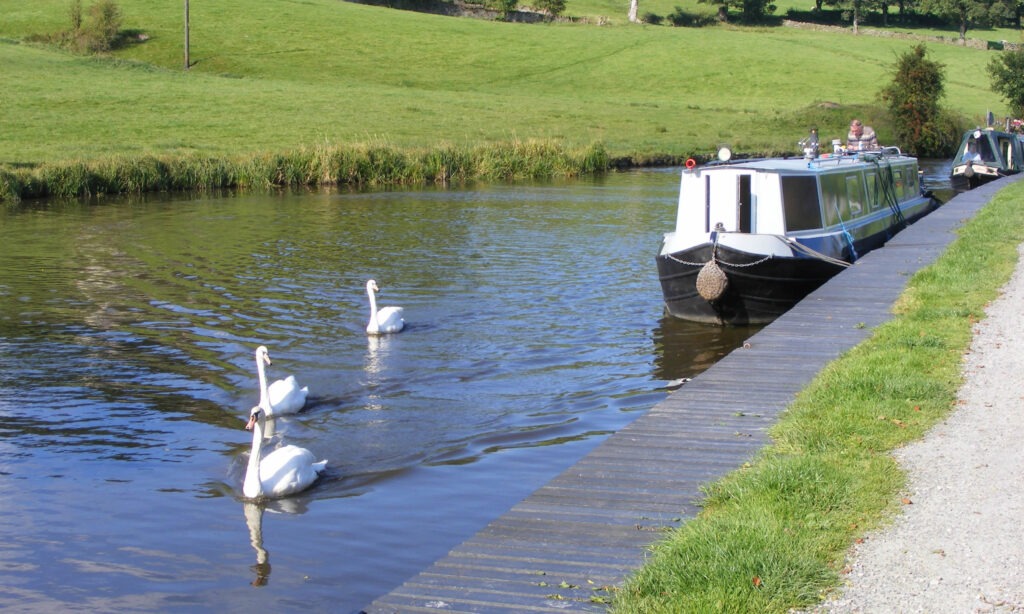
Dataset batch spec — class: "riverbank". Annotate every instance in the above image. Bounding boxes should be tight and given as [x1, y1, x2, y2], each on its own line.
[611, 177, 1024, 611]
[809, 241, 1024, 612]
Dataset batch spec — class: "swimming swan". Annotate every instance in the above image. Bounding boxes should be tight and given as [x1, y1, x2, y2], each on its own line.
[254, 345, 308, 416]
[243, 406, 327, 499]
[365, 279, 405, 335]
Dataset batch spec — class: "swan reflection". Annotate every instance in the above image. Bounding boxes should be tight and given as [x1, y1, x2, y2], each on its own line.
[243, 502, 270, 586]
[364, 334, 393, 389]
[243, 497, 311, 587]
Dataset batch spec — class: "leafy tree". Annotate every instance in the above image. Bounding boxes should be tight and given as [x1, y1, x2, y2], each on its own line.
[879, 44, 956, 156]
[989, 49, 1024, 118]
[918, 0, 1013, 43]
[697, 0, 776, 22]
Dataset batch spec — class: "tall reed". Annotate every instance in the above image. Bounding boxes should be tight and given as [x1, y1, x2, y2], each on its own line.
[0, 140, 612, 203]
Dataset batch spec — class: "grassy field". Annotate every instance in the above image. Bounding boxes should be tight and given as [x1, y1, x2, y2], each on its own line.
[0, 0, 1011, 171]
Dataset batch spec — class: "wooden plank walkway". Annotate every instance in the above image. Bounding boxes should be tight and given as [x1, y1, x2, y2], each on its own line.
[364, 176, 1021, 613]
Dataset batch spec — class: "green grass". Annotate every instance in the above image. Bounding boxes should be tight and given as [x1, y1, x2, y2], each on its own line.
[611, 180, 1024, 613]
[0, 0, 1011, 174]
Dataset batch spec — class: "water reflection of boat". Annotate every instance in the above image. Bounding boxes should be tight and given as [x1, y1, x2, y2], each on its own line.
[651, 315, 760, 383]
[950, 126, 1024, 190]
[656, 145, 939, 325]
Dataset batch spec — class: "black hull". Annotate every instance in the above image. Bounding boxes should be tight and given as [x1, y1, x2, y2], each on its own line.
[950, 167, 1015, 191]
[656, 243, 845, 325]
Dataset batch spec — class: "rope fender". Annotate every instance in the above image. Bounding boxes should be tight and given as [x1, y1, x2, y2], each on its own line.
[696, 257, 728, 301]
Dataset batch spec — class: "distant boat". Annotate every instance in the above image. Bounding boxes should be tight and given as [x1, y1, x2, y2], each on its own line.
[950, 126, 1024, 191]
[656, 145, 939, 325]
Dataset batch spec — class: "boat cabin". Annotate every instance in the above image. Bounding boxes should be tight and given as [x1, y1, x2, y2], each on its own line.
[671, 155, 921, 252]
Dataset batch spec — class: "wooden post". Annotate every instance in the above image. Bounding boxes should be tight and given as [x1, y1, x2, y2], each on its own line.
[184, 0, 190, 70]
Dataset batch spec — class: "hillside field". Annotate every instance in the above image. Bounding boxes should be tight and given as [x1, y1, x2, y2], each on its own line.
[0, 0, 1012, 166]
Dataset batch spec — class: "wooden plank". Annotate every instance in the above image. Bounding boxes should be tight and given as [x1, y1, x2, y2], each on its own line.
[364, 175, 1024, 613]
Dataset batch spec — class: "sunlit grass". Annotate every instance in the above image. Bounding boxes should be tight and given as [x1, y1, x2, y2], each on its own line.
[612, 181, 1024, 613]
[0, 0, 1007, 174]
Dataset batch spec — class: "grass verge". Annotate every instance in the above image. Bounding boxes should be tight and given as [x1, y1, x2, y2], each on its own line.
[0, 139, 613, 202]
[611, 180, 1024, 613]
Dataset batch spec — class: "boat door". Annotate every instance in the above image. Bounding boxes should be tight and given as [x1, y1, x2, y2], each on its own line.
[999, 133, 1024, 170]
[738, 174, 752, 233]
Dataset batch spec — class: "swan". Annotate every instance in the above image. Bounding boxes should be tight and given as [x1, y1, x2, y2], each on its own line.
[365, 279, 405, 335]
[243, 405, 327, 499]
[254, 345, 308, 416]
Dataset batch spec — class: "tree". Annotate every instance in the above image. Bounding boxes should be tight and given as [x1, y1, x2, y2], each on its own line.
[879, 44, 953, 156]
[628, 0, 640, 22]
[918, 0, 1013, 43]
[989, 49, 1024, 119]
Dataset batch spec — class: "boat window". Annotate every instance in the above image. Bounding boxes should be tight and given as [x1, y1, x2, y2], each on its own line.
[781, 176, 821, 231]
[892, 169, 905, 198]
[866, 172, 880, 210]
[978, 137, 996, 163]
[846, 174, 864, 216]
[904, 166, 918, 197]
[821, 173, 850, 227]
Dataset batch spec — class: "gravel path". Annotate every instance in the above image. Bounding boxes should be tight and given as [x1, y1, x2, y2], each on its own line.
[812, 244, 1024, 614]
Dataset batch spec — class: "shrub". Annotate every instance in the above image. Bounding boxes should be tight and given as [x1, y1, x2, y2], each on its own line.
[533, 0, 566, 17]
[83, 0, 122, 52]
[666, 6, 716, 26]
[643, 12, 664, 24]
[879, 44, 955, 157]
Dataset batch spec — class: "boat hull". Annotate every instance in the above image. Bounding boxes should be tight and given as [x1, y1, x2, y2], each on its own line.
[657, 202, 938, 326]
[949, 163, 1015, 191]
[656, 243, 844, 325]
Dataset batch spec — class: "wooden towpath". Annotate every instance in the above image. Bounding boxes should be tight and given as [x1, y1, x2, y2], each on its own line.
[364, 176, 1020, 613]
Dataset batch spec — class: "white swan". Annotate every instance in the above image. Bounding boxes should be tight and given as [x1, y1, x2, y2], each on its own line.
[254, 345, 308, 415]
[365, 279, 405, 335]
[243, 405, 327, 499]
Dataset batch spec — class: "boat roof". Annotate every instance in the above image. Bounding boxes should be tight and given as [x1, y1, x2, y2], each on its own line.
[958, 127, 1024, 142]
[699, 151, 917, 175]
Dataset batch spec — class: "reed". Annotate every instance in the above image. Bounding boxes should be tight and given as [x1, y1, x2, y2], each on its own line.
[0, 140, 611, 202]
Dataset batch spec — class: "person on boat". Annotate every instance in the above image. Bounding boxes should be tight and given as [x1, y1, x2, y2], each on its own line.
[847, 119, 879, 151]
[961, 139, 983, 163]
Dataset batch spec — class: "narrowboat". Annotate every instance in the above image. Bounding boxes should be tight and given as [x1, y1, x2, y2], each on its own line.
[656, 146, 938, 325]
[950, 127, 1024, 190]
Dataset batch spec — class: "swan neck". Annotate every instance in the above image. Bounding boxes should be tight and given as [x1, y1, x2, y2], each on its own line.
[255, 355, 269, 408]
[368, 286, 379, 327]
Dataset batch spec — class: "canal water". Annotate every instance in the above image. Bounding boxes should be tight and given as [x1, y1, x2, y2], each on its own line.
[0, 169, 757, 613]
[0, 161, 954, 613]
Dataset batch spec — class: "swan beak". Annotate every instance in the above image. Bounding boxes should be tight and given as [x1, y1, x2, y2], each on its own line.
[245, 411, 259, 431]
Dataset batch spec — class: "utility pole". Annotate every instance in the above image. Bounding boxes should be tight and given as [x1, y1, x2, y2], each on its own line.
[184, 0, 190, 70]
